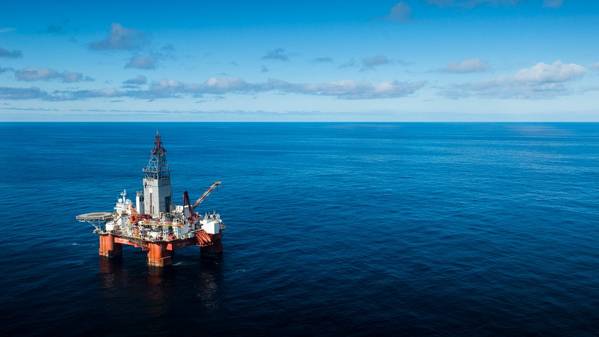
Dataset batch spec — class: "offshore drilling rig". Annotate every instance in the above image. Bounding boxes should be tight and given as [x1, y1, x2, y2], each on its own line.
[76, 132, 225, 267]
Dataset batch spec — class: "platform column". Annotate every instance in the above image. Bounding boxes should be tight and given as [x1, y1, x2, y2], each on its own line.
[99, 234, 122, 258]
[147, 242, 172, 267]
[198, 232, 224, 256]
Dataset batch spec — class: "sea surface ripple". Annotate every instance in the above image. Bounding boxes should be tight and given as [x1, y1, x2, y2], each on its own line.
[0, 123, 598, 337]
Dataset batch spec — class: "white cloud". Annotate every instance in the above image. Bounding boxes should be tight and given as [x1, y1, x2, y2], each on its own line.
[514, 61, 585, 82]
[443, 58, 488, 73]
[270, 79, 424, 99]
[149, 77, 424, 99]
[89, 23, 147, 51]
[444, 61, 586, 99]
[0, 78, 425, 101]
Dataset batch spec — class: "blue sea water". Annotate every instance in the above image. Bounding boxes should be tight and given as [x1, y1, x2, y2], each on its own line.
[0, 123, 598, 337]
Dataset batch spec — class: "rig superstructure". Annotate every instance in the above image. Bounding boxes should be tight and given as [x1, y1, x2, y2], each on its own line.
[77, 132, 224, 267]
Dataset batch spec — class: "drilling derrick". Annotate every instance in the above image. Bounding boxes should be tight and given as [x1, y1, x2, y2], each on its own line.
[76, 133, 225, 268]
[142, 132, 172, 218]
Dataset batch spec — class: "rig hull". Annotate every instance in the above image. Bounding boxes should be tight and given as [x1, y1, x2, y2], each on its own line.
[97, 231, 223, 267]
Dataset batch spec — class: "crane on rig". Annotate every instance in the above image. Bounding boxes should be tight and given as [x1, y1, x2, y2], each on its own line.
[182, 181, 222, 219]
[193, 181, 222, 209]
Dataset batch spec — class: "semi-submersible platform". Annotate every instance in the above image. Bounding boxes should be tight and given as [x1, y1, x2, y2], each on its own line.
[76, 132, 225, 267]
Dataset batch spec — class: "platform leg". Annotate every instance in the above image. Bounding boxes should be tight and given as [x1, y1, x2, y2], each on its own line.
[147, 242, 172, 267]
[200, 236, 223, 256]
[99, 234, 122, 259]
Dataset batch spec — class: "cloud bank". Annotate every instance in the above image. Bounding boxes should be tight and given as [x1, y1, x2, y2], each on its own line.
[444, 61, 586, 99]
[0, 77, 424, 101]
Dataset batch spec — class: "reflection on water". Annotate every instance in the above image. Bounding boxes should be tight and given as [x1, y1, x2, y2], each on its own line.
[196, 257, 224, 311]
[98, 257, 126, 289]
[98, 254, 224, 318]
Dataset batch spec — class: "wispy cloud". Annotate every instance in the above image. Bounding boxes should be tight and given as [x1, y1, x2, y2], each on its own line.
[41, 19, 73, 35]
[441, 58, 488, 73]
[0, 87, 48, 100]
[427, 0, 520, 8]
[339, 55, 400, 71]
[312, 57, 334, 63]
[427, 0, 563, 8]
[443, 60, 586, 99]
[262, 48, 291, 61]
[339, 59, 357, 69]
[46, 25, 66, 34]
[125, 54, 158, 69]
[543, 0, 563, 8]
[89, 23, 147, 51]
[142, 78, 424, 100]
[0, 77, 425, 101]
[122, 75, 147, 87]
[14, 68, 94, 83]
[0, 47, 23, 58]
[160, 44, 175, 52]
[361, 55, 393, 71]
[125, 44, 174, 70]
[387, 2, 412, 22]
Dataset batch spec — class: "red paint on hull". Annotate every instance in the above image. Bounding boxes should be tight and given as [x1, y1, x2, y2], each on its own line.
[98, 230, 223, 267]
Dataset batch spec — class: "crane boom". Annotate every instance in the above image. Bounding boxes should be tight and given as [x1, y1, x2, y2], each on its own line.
[192, 181, 221, 209]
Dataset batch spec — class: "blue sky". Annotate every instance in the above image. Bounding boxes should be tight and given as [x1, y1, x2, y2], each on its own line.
[1, 0, 598, 121]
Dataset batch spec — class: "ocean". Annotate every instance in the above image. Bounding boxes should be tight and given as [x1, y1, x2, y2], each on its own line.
[0, 123, 598, 337]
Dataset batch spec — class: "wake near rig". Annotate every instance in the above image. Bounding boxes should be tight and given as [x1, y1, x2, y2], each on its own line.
[77, 132, 225, 267]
